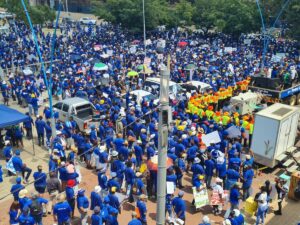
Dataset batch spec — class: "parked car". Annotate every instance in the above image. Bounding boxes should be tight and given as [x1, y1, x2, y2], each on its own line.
[53, 97, 100, 132]
[61, 17, 76, 27]
[143, 77, 182, 101]
[179, 80, 212, 97]
[129, 90, 159, 106]
[79, 17, 96, 25]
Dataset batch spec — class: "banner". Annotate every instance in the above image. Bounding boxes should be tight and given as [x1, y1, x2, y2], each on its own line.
[193, 187, 209, 209]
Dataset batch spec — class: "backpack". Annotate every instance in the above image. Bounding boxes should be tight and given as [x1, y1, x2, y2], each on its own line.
[101, 205, 109, 221]
[30, 199, 43, 216]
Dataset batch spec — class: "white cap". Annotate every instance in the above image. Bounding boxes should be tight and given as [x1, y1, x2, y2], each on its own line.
[111, 172, 117, 178]
[137, 140, 142, 144]
[194, 157, 200, 164]
[150, 134, 155, 139]
[182, 134, 188, 139]
[203, 215, 210, 223]
[5, 140, 10, 145]
[111, 151, 118, 157]
[233, 209, 240, 217]
[141, 128, 147, 133]
[100, 145, 106, 152]
[56, 130, 62, 135]
[191, 126, 196, 131]
[94, 186, 101, 193]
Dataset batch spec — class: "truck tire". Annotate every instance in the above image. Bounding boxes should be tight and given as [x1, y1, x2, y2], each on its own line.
[297, 94, 300, 105]
[288, 95, 297, 106]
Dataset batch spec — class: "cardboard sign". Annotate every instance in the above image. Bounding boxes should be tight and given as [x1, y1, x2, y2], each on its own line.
[167, 182, 175, 194]
[193, 187, 209, 209]
[202, 131, 221, 146]
[226, 126, 241, 138]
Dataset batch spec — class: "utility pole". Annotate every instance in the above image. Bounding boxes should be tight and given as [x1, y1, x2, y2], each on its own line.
[142, 0, 146, 53]
[156, 64, 170, 225]
[65, 0, 69, 15]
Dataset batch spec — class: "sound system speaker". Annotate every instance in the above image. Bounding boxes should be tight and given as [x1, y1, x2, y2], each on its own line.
[252, 76, 280, 90]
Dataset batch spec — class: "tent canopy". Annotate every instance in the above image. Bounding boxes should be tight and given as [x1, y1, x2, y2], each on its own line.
[0, 105, 30, 128]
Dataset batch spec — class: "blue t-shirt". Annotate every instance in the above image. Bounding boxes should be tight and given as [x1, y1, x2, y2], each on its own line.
[53, 201, 72, 223]
[33, 171, 47, 187]
[171, 197, 186, 219]
[77, 195, 89, 209]
[9, 209, 19, 224]
[91, 213, 103, 225]
[137, 200, 147, 222]
[128, 218, 142, 225]
[230, 188, 240, 205]
[18, 214, 35, 225]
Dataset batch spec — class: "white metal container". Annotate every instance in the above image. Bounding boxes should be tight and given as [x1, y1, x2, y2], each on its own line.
[251, 103, 300, 167]
[230, 92, 260, 115]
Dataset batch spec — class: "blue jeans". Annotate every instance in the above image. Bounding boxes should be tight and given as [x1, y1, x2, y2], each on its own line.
[33, 214, 43, 225]
[256, 206, 268, 225]
[205, 175, 212, 188]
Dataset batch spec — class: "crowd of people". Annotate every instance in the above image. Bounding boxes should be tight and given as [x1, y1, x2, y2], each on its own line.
[0, 17, 299, 225]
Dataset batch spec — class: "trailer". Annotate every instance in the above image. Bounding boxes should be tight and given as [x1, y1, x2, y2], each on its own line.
[248, 82, 300, 106]
[251, 103, 300, 168]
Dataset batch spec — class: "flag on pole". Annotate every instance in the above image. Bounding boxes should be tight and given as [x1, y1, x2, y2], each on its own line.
[6, 158, 16, 174]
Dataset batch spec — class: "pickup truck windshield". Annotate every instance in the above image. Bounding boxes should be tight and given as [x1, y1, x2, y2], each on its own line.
[75, 104, 93, 119]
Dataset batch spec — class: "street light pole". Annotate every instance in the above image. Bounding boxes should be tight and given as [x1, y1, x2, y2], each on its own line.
[65, 0, 69, 14]
[142, 0, 146, 53]
[156, 65, 170, 225]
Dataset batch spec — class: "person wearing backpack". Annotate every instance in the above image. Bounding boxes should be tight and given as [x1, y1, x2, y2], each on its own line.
[29, 192, 48, 225]
[18, 206, 35, 225]
[91, 206, 103, 225]
[101, 197, 112, 224]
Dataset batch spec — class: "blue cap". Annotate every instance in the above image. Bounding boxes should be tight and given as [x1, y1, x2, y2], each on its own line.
[109, 207, 118, 214]
[15, 150, 20, 155]
[78, 189, 85, 195]
[16, 177, 21, 183]
[104, 196, 110, 203]
[223, 131, 229, 136]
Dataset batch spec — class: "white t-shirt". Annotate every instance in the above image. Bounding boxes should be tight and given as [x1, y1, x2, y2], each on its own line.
[258, 192, 268, 208]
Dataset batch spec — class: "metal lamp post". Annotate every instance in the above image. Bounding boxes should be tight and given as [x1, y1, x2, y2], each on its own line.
[156, 65, 170, 225]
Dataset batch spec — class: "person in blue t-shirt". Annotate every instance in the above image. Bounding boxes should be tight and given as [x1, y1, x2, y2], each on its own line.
[230, 183, 240, 210]
[204, 155, 215, 189]
[171, 191, 186, 222]
[33, 165, 47, 194]
[136, 194, 147, 224]
[91, 206, 103, 225]
[77, 189, 89, 224]
[90, 186, 103, 211]
[128, 211, 142, 225]
[9, 201, 20, 225]
[241, 165, 254, 200]
[10, 177, 25, 201]
[53, 194, 72, 225]
[18, 206, 35, 225]
[106, 207, 119, 225]
[232, 209, 244, 225]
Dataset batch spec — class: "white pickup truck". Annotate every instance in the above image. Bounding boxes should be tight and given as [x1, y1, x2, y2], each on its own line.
[53, 97, 100, 132]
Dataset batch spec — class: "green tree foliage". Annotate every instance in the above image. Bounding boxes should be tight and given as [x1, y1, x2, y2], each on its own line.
[285, 1, 300, 40]
[92, 0, 171, 32]
[0, 0, 55, 25]
[175, 0, 195, 26]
